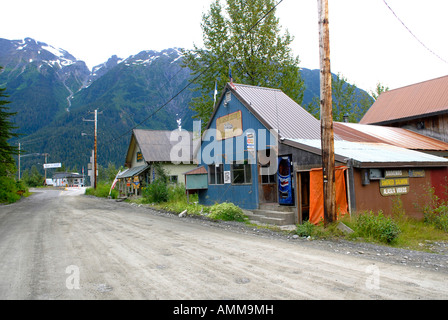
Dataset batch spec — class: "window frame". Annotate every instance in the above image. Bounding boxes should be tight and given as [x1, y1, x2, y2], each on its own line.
[260, 163, 276, 184]
[231, 160, 252, 185]
[208, 164, 224, 185]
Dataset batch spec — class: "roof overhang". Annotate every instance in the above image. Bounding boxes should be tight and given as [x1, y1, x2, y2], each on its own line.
[283, 139, 448, 169]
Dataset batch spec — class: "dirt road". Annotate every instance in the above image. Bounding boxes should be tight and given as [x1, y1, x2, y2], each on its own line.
[0, 188, 447, 300]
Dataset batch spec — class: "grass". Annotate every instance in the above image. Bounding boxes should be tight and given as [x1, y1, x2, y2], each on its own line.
[85, 182, 118, 199]
[392, 218, 448, 252]
[297, 213, 448, 253]
[86, 182, 448, 253]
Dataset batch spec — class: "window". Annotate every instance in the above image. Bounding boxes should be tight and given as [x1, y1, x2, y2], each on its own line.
[169, 175, 178, 184]
[261, 168, 276, 184]
[209, 164, 224, 185]
[231, 160, 252, 184]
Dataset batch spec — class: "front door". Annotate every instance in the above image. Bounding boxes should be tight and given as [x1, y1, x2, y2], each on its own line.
[296, 171, 310, 224]
[258, 163, 278, 203]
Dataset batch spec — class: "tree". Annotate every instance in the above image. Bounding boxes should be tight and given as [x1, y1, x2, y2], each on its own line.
[371, 82, 389, 101]
[0, 67, 24, 203]
[182, 0, 305, 126]
[0, 67, 19, 175]
[305, 73, 374, 122]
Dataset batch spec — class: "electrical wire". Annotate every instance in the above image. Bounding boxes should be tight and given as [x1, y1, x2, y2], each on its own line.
[382, 0, 448, 65]
[110, 0, 284, 142]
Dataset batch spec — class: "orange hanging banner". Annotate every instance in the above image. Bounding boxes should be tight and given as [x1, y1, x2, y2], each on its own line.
[309, 166, 348, 225]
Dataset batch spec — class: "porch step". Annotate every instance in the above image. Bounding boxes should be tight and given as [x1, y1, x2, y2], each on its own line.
[244, 207, 295, 226]
[258, 203, 295, 213]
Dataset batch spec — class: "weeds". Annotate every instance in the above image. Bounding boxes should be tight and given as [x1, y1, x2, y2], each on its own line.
[419, 185, 448, 233]
[295, 221, 316, 237]
[85, 183, 118, 199]
[141, 179, 169, 203]
[208, 202, 248, 222]
[352, 211, 401, 244]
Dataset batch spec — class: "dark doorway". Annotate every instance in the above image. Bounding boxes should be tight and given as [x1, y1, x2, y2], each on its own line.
[297, 171, 310, 223]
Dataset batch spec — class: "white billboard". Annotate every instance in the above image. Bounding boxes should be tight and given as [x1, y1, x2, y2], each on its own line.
[43, 163, 62, 169]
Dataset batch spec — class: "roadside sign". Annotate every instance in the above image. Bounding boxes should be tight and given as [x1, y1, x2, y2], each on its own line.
[43, 163, 62, 169]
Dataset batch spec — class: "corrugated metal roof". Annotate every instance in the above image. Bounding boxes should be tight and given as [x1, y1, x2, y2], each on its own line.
[287, 139, 448, 167]
[360, 75, 448, 124]
[218, 83, 326, 140]
[334, 122, 448, 151]
[133, 129, 193, 162]
[184, 166, 207, 175]
[52, 172, 84, 179]
[117, 165, 150, 179]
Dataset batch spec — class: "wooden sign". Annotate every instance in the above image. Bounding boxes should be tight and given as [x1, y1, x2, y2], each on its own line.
[136, 151, 143, 162]
[216, 111, 243, 141]
[380, 186, 409, 196]
[380, 177, 409, 187]
[380, 174, 410, 197]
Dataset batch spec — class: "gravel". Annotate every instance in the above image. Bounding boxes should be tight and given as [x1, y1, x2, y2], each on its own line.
[132, 201, 448, 275]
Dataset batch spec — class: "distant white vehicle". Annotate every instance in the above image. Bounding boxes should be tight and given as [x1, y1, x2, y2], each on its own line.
[45, 179, 54, 186]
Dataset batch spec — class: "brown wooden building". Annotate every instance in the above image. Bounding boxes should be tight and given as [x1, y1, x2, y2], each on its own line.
[282, 139, 448, 223]
[360, 75, 448, 143]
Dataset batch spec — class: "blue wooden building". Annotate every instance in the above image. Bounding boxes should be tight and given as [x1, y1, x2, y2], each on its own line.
[195, 82, 321, 213]
[192, 82, 448, 226]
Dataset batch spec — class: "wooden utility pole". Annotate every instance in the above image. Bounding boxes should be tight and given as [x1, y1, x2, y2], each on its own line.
[18, 142, 21, 180]
[94, 109, 98, 190]
[318, 0, 336, 225]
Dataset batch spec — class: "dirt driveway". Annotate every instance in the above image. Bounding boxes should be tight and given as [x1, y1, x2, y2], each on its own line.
[0, 188, 447, 300]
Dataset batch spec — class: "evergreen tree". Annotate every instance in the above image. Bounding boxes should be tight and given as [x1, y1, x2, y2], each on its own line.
[0, 66, 23, 203]
[182, 0, 305, 126]
[0, 67, 19, 176]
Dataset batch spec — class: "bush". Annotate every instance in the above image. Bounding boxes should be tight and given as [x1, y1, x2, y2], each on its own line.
[354, 211, 401, 244]
[168, 183, 188, 202]
[0, 176, 21, 203]
[295, 221, 316, 237]
[85, 183, 118, 199]
[208, 202, 247, 222]
[425, 205, 448, 233]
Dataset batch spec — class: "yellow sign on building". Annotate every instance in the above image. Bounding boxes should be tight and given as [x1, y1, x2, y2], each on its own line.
[216, 111, 243, 141]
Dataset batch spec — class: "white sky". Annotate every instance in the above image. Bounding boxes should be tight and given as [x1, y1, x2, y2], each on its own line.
[2, 0, 448, 93]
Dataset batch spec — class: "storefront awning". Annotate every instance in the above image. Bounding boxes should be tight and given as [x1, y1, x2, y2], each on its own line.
[117, 165, 150, 179]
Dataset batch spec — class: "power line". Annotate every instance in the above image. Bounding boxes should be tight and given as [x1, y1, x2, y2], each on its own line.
[110, 0, 284, 142]
[382, 0, 448, 65]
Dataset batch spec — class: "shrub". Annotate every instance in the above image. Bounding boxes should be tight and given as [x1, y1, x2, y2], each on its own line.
[295, 221, 316, 237]
[208, 202, 247, 222]
[425, 205, 448, 233]
[354, 211, 401, 244]
[0, 176, 21, 203]
[142, 179, 169, 203]
[168, 183, 188, 202]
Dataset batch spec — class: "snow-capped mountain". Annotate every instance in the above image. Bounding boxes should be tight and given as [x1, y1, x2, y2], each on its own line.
[0, 37, 90, 80]
[0, 37, 194, 171]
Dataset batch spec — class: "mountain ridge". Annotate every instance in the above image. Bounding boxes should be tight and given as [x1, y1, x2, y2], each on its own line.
[0, 37, 372, 178]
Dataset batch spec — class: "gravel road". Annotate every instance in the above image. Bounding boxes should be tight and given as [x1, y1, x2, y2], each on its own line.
[0, 187, 447, 300]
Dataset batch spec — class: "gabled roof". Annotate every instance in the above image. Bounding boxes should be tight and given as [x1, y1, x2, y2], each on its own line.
[207, 83, 324, 140]
[126, 129, 193, 164]
[334, 122, 448, 151]
[183, 166, 207, 175]
[360, 75, 448, 125]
